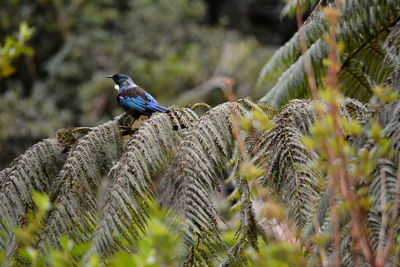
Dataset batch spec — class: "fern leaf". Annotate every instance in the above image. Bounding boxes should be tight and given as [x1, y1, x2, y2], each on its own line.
[260, 0, 400, 108]
[307, 98, 399, 266]
[257, 16, 327, 84]
[281, 0, 321, 18]
[0, 139, 66, 262]
[163, 102, 249, 265]
[35, 115, 129, 251]
[366, 159, 399, 266]
[260, 40, 326, 108]
[252, 99, 322, 227]
[0, 139, 67, 258]
[222, 157, 266, 266]
[85, 108, 198, 259]
[0, 167, 12, 188]
[383, 21, 400, 67]
[254, 98, 368, 227]
[382, 101, 400, 164]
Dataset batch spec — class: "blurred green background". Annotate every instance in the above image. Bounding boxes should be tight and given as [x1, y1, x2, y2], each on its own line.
[0, 0, 296, 167]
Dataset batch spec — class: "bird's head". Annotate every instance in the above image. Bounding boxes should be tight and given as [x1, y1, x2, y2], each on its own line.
[106, 73, 135, 90]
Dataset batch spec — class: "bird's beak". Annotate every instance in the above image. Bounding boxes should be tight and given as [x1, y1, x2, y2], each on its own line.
[106, 75, 113, 79]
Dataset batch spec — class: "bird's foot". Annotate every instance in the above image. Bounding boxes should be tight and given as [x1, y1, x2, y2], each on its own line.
[117, 125, 130, 130]
[131, 116, 148, 131]
[119, 115, 150, 135]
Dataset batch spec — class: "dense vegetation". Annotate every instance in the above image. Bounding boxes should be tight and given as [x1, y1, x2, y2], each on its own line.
[1, 0, 400, 266]
[0, 0, 275, 167]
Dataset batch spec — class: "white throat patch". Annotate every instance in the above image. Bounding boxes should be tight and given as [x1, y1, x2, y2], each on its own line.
[114, 84, 120, 91]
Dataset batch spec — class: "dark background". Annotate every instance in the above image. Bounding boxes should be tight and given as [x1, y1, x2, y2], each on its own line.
[0, 0, 297, 167]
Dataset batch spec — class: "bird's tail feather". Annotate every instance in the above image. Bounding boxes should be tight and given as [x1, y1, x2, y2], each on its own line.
[151, 105, 170, 113]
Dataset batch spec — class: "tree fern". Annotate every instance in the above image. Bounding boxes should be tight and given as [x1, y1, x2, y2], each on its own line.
[221, 153, 266, 266]
[259, 0, 400, 108]
[252, 98, 369, 228]
[162, 102, 250, 265]
[0, 138, 67, 259]
[314, 159, 400, 267]
[1, 99, 272, 266]
[257, 15, 327, 84]
[1, 1, 400, 266]
[368, 160, 398, 247]
[34, 115, 131, 253]
[307, 94, 400, 266]
[251, 99, 322, 227]
[281, 0, 323, 18]
[86, 108, 198, 259]
[0, 167, 12, 188]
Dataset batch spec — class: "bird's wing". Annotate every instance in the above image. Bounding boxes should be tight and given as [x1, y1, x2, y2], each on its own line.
[119, 87, 169, 113]
[118, 95, 149, 112]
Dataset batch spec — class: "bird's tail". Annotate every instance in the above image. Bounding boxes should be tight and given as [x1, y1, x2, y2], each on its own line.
[152, 105, 170, 113]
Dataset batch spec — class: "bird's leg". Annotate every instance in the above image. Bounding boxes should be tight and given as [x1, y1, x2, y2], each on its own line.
[117, 124, 132, 137]
[139, 114, 150, 120]
[117, 113, 136, 132]
[131, 115, 149, 132]
[118, 114, 150, 135]
[117, 125, 131, 130]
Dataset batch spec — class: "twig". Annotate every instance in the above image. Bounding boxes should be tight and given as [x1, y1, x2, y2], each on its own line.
[225, 80, 301, 254]
[323, 2, 375, 264]
[296, 2, 343, 266]
[175, 76, 228, 105]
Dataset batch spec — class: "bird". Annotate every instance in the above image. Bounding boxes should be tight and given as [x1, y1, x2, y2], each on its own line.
[107, 73, 170, 118]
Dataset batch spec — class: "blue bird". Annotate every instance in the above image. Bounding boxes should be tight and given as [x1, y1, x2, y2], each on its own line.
[107, 73, 170, 118]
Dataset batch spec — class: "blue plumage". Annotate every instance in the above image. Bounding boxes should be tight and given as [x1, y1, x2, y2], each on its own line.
[107, 73, 170, 118]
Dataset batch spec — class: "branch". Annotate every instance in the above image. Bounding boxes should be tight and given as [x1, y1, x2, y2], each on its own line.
[175, 76, 229, 105]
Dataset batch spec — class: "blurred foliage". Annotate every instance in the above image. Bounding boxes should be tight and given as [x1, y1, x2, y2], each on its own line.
[0, 22, 34, 78]
[10, 193, 180, 267]
[109, 204, 181, 267]
[0, 0, 273, 168]
[245, 241, 307, 267]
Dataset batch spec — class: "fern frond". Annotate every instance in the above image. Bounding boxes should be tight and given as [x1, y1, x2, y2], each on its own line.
[35, 115, 129, 251]
[260, 40, 326, 108]
[257, 16, 327, 84]
[0, 139, 67, 256]
[281, 0, 321, 18]
[163, 102, 249, 265]
[340, 98, 370, 122]
[369, 159, 398, 214]
[378, 99, 400, 127]
[0, 167, 12, 187]
[252, 99, 322, 227]
[366, 159, 399, 266]
[222, 158, 266, 266]
[381, 100, 400, 164]
[86, 108, 198, 259]
[253, 98, 368, 227]
[340, 38, 394, 100]
[337, 224, 354, 267]
[383, 21, 400, 67]
[55, 127, 93, 147]
[307, 98, 399, 265]
[260, 0, 400, 108]
[239, 98, 277, 117]
[323, 159, 400, 267]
